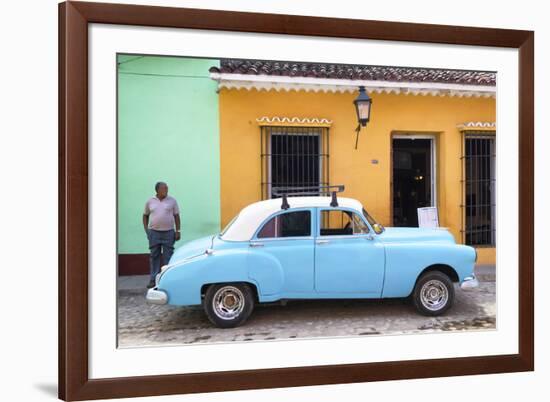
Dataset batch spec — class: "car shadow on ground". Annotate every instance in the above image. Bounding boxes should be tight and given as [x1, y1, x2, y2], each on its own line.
[117, 282, 496, 347]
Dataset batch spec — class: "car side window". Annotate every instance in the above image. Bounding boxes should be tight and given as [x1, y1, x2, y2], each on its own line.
[320, 209, 369, 236]
[257, 210, 311, 238]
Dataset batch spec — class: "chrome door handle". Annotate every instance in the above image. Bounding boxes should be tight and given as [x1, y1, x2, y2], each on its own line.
[316, 240, 330, 245]
[365, 235, 374, 241]
[250, 242, 264, 248]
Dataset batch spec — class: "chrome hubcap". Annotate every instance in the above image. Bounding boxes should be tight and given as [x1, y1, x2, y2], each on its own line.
[420, 280, 449, 311]
[212, 286, 245, 320]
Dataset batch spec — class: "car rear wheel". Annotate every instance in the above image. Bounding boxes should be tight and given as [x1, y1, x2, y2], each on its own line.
[412, 271, 455, 316]
[204, 283, 255, 328]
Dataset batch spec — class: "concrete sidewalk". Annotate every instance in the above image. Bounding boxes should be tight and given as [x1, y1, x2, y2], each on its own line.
[118, 264, 495, 292]
[118, 274, 149, 291]
[475, 264, 496, 282]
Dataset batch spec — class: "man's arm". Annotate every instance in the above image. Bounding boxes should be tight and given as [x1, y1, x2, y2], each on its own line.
[143, 214, 149, 233]
[174, 214, 181, 241]
[143, 200, 150, 234]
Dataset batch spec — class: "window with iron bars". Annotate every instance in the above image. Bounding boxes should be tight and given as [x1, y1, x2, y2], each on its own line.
[260, 126, 329, 200]
[461, 131, 496, 246]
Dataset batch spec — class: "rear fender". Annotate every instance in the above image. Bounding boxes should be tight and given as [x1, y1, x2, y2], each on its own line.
[247, 251, 285, 297]
[159, 249, 252, 305]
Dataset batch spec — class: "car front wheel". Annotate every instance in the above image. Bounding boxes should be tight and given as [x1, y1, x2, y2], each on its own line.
[412, 271, 455, 316]
[204, 283, 255, 328]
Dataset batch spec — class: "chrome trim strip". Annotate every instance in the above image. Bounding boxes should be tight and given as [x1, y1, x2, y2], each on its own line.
[252, 236, 314, 242]
[315, 233, 375, 240]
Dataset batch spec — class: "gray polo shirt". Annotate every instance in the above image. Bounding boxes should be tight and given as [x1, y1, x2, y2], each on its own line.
[144, 196, 180, 231]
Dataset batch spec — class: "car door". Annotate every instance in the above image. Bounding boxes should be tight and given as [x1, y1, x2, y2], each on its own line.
[247, 208, 315, 295]
[314, 208, 385, 295]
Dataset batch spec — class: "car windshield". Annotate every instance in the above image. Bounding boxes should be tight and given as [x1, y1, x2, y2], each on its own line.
[362, 208, 384, 234]
[220, 214, 239, 237]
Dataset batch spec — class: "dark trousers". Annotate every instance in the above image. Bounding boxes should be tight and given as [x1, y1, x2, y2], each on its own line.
[147, 229, 175, 281]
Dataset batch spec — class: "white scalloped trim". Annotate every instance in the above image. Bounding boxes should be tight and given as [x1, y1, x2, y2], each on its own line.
[256, 116, 333, 126]
[457, 121, 496, 130]
[210, 72, 496, 98]
[217, 82, 495, 98]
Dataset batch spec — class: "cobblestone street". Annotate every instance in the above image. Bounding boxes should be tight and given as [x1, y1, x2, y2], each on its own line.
[118, 279, 496, 347]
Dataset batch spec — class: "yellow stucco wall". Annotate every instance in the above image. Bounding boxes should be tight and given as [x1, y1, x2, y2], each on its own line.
[218, 89, 496, 264]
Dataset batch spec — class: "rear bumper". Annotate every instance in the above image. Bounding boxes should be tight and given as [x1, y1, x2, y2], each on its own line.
[460, 275, 479, 291]
[146, 287, 168, 305]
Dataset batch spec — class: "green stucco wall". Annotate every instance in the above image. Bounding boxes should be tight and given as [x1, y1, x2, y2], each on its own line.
[117, 55, 220, 254]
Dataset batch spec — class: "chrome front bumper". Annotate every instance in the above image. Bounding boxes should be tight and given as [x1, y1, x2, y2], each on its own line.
[146, 287, 168, 305]
[460, 275, 479, 291]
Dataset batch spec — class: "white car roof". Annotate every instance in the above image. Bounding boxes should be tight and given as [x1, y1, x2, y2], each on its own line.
[221, 196, 364, 241]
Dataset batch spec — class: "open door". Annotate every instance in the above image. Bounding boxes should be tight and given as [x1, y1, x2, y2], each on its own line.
[392, 137, 435, 227]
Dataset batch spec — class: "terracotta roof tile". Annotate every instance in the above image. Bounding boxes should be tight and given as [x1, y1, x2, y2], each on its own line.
[209, 59, 496, 86]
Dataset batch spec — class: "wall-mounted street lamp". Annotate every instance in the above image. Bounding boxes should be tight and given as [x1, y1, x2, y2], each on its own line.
[353, 86, 373, 149]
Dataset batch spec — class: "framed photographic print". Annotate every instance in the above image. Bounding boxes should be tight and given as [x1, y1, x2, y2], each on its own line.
[59, 1, 534, 400]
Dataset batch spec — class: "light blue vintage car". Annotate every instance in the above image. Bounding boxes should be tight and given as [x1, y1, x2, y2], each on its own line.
[146, 188, 478, 328]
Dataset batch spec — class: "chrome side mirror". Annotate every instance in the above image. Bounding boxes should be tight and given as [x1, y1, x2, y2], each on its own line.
[372, 223, 384, 234]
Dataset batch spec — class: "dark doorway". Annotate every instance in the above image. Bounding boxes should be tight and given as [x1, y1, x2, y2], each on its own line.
[392, 138, 433, 227]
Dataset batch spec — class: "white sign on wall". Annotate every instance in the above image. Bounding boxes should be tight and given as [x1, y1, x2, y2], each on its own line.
[417, 207, 439, 228]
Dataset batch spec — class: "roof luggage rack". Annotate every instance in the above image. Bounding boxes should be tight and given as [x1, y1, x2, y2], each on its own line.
[271, 185, 345, 210]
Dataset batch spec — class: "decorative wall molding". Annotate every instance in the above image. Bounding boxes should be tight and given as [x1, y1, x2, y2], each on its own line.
[457, 121, 497, 131]
[256, 116, 333, 127]
[210, 72, 496, 98]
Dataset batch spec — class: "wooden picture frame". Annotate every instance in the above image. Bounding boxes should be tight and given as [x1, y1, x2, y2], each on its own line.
[59, 1, 534, 400]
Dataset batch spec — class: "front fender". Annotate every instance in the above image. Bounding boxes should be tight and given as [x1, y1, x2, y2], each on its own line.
[158, 248, 252, 306]
[382, 243, 476, 298]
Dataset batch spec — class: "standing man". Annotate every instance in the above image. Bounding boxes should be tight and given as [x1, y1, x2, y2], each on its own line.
[143, 181, 181, 288]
